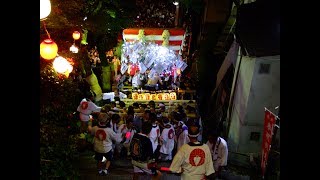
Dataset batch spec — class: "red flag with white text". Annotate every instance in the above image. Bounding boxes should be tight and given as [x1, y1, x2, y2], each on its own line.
[261, 109, 276, 178]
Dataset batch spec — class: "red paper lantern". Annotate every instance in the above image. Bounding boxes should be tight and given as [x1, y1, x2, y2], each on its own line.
[72, 31, 81, 40]
[40, 39, 58, 60]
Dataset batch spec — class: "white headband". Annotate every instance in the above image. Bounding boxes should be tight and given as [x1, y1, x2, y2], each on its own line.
[188, 132, 200, 138]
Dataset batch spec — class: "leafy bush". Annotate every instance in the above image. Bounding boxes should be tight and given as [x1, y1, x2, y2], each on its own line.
[40, 60, 83, 179]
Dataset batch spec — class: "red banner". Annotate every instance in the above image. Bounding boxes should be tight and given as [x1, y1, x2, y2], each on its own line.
[261, 108, 276, 178]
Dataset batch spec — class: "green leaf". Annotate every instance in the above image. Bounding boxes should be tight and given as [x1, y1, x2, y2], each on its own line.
[107, 10, 116, 18]
[93, 1, 103, 15]
[76, 121, 81, 128]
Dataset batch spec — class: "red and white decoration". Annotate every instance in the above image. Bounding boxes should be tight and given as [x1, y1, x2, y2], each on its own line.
[261, 108, 277, 178]
[122, 28, 186, 54]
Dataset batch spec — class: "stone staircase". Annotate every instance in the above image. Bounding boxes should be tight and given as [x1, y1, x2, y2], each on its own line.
[78, 151, 180, 180]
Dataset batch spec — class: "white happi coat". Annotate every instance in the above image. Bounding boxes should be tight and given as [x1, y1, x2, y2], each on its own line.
[77, 98, 101, 122]
[148, 123, 160, 152]
[206, 137, 228, 171]
[160, 123, 175, 155]
[170, 142, 215, 180]
[177, 124, 190, 151]
[91, 126, 123, 153]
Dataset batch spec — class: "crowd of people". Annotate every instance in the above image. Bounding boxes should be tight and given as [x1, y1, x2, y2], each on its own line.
[76, 90, 228, 179]
[132, 0, 176, 28]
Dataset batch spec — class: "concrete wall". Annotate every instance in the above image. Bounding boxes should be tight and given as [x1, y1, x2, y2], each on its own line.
[228, 54, 280, 161]
[228, 55, 255, 153]
[239, 56, 280, 153]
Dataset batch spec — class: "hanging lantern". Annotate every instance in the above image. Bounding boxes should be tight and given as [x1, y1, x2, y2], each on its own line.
[40, 39, 58, 60]
[151, 94, 157, 100]
[170, 92, 177, 100]
[132, 92, 139, 100]
[72, 31, 81, 40]
[40, 0, 51, 20]
[53, 56, 73, 77]
[145, 93, 151, 100]
[69, 44, 79, 53]
[156, 93, 163, 100]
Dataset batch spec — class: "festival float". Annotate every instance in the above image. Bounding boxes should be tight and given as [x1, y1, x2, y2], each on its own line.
[114, 28, 196, 105]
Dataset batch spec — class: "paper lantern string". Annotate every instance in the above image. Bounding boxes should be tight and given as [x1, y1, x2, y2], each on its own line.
[42, 20, 51, 39]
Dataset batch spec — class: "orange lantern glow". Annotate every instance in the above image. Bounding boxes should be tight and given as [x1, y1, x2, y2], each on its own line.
[132, 92, 139, 100]
[138, 93, 145, 100]
[145, 93, 151, 100]
[156, 93, 163, 100]
[40, 39, 58, 60]
[169, 92, 177, 100]
[163, 93, 170, 100]
[151, 94, 157, 100]
[72, 31, 81, 40]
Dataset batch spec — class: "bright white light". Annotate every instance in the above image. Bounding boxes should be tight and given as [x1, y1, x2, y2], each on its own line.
[53, 56, 73, 74]
[83, 16, 87, 21]
[173, 1, 179, 5]
[40, 0, 51, 20]
[69, 44, 79, 53]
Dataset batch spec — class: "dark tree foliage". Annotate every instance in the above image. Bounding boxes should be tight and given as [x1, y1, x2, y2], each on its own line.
[40, 0, 138, 178]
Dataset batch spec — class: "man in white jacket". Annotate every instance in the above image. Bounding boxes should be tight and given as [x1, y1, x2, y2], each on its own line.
[170, 125, 215, 180]
[77, 91, 101, 132]
[206, 130, 228, 176]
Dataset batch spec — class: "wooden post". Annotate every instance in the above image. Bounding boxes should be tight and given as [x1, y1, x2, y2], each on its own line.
[174, 4, 179, 27]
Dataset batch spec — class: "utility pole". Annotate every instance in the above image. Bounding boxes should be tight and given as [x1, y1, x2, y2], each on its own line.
[174, 1, 179, 27]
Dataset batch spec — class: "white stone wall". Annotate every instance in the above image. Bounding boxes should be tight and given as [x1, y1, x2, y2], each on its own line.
[228, 54, 280, 159]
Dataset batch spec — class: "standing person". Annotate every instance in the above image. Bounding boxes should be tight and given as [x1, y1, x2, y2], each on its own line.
[122, 116, 137, 158]
[85, 70, 103, 103]
[176, 121, 190, 151]
[146, 72, 163, 90]
[77, 91, 102, 132]
[130, 121, 162, 180]
[88, 113, 124, 175]
[132, 70, 143, 90]
[206, 130, 228, 177]
[159, 117, 175, 161]
[101, 51, 115, 93]
[110, 113, 121, 158]
[169, 125, 215, 180]
[148, 113, 161, 160]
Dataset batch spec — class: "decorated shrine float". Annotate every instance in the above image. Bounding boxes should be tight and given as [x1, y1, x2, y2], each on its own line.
[119, 28, 194, 101]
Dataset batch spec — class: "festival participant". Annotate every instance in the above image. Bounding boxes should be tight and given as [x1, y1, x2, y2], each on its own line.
[159, 117, 175, 161]
[122, 116, 137, 158]
[146, 72, 163, 90]
[169, 125, 215, 180]
[130, 121, 162, 180]
[206, 130, 228, 177]
[77, 91, 102, 132]
[148, 112, 161, 159]
[101, 50, 115, 93]
[176, 121, 190, 151]
[88, 113, 124, 175]
[85, 70, 103, 102]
